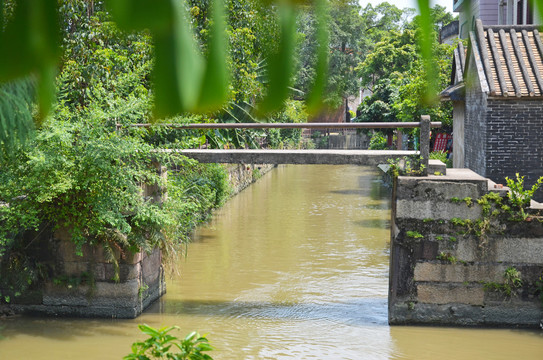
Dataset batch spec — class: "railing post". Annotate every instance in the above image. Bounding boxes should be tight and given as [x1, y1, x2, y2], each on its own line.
[420, 115, 430, 176]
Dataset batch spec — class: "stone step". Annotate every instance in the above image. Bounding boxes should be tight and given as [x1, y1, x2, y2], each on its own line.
[486, 178, 509, 196]
[428, 159, 446, 175]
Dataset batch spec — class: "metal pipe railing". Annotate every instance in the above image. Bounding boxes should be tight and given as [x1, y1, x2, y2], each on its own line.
[117, 121, 442, 130]
[117, 116, 438, 176]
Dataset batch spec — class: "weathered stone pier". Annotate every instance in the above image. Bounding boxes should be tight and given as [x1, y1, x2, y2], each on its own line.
[389, 169, 543, 327]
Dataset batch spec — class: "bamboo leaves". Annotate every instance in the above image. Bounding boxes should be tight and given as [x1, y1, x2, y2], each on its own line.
[0, 0, 60, 81]
[196, 0, 230, 112]
[152, 0, 205, 117]
[0, 0, 335, 121]
[108, 0, 204, 116]
[108, 0, 229, 116]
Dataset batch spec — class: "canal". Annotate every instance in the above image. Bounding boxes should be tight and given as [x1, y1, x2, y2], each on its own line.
[1, 165, 542, 359]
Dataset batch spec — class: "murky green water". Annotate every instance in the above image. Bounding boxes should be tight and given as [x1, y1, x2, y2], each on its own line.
[1, 165, 542, 359]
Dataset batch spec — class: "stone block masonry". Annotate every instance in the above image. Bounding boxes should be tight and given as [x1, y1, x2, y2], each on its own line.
[389, 168, 543, 328]
[224, 163, 276, 195]
[10, 231, 166, 319]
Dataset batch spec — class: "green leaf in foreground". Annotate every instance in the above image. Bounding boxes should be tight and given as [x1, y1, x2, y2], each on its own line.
[257, 3, 297, 115]
[124, 324, 214, 360]
[305, 0, 330, 114]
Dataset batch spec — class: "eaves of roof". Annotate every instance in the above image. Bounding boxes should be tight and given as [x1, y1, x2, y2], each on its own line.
[440, 82, 465, 101]
[475, 19, 543, 98]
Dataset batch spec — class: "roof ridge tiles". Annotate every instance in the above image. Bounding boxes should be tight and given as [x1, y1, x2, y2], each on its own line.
[476, 20, 496, 95]
[487, 28, 508, 96]
[510, 29, 535, 96]
[498, 29, 522, 97]
[484, 24, 542, 31]
[521, 29, 543, 94]
[444, 21, 543, 100]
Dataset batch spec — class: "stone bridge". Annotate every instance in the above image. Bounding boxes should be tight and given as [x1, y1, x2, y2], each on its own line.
[145, 117, 439, 172]
[169, 149, 417, 166]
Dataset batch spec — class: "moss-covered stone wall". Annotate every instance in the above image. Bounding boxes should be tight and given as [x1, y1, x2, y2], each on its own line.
[389, 169, 543, 327]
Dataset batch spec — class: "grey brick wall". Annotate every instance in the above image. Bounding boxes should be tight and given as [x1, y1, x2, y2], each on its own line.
[485, 98, 543, 200]
[464, 79, 487, 177]
[464, 52, 543, 201]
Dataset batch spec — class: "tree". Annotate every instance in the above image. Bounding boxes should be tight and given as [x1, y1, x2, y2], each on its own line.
[56, 1, 154, 125]
[392, 39, 454, 126]
[356, 79, 399, 124]
[359, 2, 407, 57]
[295, 1, 407, 110]
[357, 29, 418, 93]
[355, 5, 455, 129]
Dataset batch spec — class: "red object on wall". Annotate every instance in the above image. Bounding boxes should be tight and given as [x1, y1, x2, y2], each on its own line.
[433, 133, 452, 152]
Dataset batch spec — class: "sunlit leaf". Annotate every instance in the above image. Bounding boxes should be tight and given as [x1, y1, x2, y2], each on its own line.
[0, 0, 60, 81]
[305, 0, 330, 114]
[196, 0, 230, 112]
[257, 3, 297, 115]
[0, 0, 4, 31]
[106, 0, 172, 32]
[0, 0, 60, 121]
[415, 0, 438, 104]
[538, 0, 543, 30]
[36, 65, 57, 124]
[153, 0, 204, 118]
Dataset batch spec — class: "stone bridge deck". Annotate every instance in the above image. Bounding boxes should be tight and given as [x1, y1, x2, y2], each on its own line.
[170, 149, 418, 166]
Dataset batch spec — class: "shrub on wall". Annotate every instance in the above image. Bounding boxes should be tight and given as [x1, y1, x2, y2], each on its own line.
[0, 122, 230, 303]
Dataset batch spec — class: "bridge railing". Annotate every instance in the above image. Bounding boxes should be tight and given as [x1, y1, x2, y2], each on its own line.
[117, 116, 440, 175]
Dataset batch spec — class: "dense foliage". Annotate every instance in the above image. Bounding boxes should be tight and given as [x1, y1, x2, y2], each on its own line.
[0, 119, 231, 302]
[356, 30, 454, 125]
[295, 1, 409, 109]
[354, 5, 456, 146]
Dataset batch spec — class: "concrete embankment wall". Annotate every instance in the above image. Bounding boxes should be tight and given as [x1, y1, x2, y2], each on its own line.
[11, 235, 165, 319]
[389, 169, 543, 327]
[325, 133, 369, 149]
[224, 163, 276, 195]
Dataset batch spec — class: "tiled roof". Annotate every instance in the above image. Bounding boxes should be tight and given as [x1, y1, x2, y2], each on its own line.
[440, 41, 465, 101]
[452, 40, 466, 85]
[474, 19, 543, 97]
